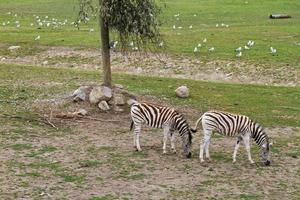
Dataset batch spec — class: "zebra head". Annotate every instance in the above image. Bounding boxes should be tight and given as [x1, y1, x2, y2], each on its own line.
[182, 130, 193, 158]
[261, 140, 271, 166]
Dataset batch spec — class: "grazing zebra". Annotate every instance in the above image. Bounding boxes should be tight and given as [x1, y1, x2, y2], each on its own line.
[192, 110, 271, 165]
[130, 102, 194, 158]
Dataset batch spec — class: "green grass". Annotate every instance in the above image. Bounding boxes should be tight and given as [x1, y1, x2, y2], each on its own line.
[0, 0, 300, 65]
[0, 63, 299, 126]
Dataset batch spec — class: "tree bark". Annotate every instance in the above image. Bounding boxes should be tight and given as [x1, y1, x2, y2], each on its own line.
[99, 0, 112, 87]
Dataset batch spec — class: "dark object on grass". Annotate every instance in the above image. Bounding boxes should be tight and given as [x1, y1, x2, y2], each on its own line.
[269, 14, 291, 19]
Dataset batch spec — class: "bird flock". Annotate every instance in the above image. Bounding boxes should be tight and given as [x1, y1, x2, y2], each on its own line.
[2, 11, 280, 57]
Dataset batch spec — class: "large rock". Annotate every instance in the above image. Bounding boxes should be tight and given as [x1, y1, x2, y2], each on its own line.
[175, 85, 190, 98]
[89, 86, 112, 104]
[98, 100, 110, 111]
[72, 86, 92, 102]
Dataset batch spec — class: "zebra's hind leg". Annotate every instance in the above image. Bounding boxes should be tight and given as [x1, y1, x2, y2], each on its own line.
[134, 124, 142, 151]
[200, 129, 212, 162]
[242, 134, 255, 164]
[170, 131, 176, 153]
[233, 136, 242, 163]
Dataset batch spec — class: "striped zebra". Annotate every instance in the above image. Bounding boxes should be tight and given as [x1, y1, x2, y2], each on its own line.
[130, 102, 194, 158]
[192, 110, 271, 165]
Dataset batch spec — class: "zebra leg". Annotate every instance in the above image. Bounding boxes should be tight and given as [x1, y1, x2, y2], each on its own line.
[170, 131, 176, 153]
[163, 127, 169, 154]
[204, 136, 211, 161]
[134, 124, 142, 152]
[242, 135, 254, 164]
[233, 136, 242, 163]
[200, 130, 212, 162]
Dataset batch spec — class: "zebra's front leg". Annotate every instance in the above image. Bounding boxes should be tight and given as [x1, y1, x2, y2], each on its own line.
[163, 127, 169, 154]
[170, 131, 176, 153]
[134, 125, 142, 152]
[233, 136, 242, 163]
[243, 135, 254, 164]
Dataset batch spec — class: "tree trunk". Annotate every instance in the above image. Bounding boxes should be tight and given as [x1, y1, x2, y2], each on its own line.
[99, 0, 112, 87]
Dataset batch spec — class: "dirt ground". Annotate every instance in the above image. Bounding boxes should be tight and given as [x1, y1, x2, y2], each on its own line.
[1, 95, 300, 200]
[0, 46, 299, 86]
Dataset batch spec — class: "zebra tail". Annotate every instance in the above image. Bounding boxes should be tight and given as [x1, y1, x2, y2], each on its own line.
[191, 116, 203, 132]
[130, 120, 134, 131]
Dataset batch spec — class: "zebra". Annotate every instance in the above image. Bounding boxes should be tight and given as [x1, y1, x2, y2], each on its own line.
[130, 102, 195, 158]
[192, 110, 271, 165]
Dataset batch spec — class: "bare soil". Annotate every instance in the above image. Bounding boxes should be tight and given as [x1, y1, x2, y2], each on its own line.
[1, 96, 299, 200]
[1, 46, 299, 86]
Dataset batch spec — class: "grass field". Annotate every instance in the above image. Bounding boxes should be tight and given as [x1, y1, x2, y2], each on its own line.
[1, 0, 300, 199]
[0, 63, 300, 199]
[0, 0, 300, 65]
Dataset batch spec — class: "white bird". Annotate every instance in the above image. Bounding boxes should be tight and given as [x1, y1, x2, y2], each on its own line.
[36, 16, 39, 19]
[15, 21, 19, 24]
[189, 25, 193, 29]
[247, 40, 255, 47]
[30, 23, 34, 26]
[244, 45, 250, 50]
[178, 26, 182, 29]
[7, 12, 11, 15]
[35, 35, 40, 40]
[235, 47, 242, 52]
[16, 24, 20, 28]
[89, 28, 94, 32]
[2, 22, 6, 26]
[39, 22, 43, 26]
[194, 47, 198, 52]
[7, 21, 10, 24]
[46, 23, 50, 27]
[270, 47, 277, 55]
[226, 25, 229, 28]
[14, 14, 17, 17]
[176, 18, 179, 21]
[203, 38, 207, 43]
[193, 14, 197, 17]
[236, 51, 242, 57]
[208, 47, 215, 52]
[129, 41, 134, 47]
[216, 24, 219, 27]
[197, 43, 202, 48]
[132, 47, 138, 51]
[159, 41, 164, 47]
[45, 16, 48, 19]
[221, 23, 225, 27]
[172, 25, 176, 30]
[174, 14, 180, 17]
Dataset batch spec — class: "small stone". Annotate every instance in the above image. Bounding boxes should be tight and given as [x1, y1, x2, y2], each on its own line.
[102, 86, 112, 99]
[98, 101, 110, 111]
[42, 60, 48, 65]
[8, 46, 21, 51]
[175, 85, 190, 98]
[114, 84, 123, 89]
[78, 108, 87, 116]
[114, 93, 125, 105]
[114, 106, 124, 112]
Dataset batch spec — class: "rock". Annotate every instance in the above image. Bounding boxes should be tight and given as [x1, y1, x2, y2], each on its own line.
[89, 86, 112, 104]
[127, 98, 137, 106]
[78, 108, 88, 116]
[8, 46, 21, 51]
[114, 93, 125, 105]
[175, 85, 190, 98]
[114, 106, 124, 112]
[114, 84, 124, 89]
[42, 60, 48, 65]
[98, 100, 110, 111]
[72, 86, 92, 102]
[102, 86, 112, 99]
